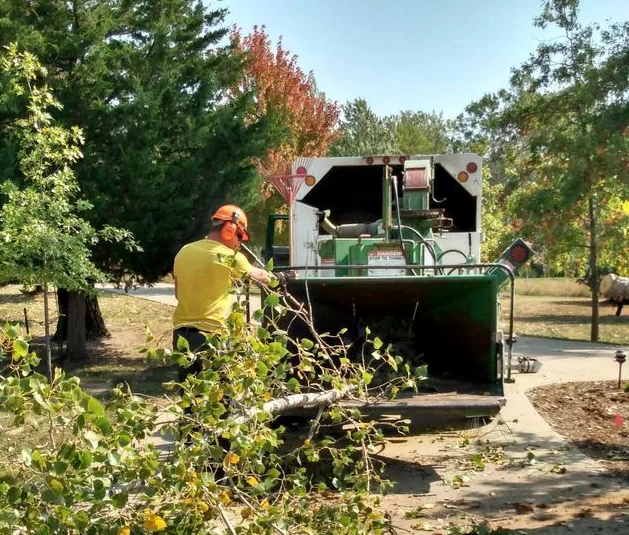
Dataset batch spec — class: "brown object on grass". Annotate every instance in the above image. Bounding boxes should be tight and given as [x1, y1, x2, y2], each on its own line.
[600, 274, 629, 316]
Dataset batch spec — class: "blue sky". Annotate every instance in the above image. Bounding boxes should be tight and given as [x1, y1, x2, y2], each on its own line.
[221, 0, 629, 119]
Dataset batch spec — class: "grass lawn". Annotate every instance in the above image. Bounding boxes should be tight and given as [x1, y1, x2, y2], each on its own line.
[0, 285, 177, 397]
[501, 277, 629, 345]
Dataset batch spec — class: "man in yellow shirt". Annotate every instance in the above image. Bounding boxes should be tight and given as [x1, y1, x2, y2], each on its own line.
[172, 204, 273, 381]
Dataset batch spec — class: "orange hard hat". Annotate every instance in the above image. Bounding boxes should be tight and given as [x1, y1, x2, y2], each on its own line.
[211, 204, 250, 241]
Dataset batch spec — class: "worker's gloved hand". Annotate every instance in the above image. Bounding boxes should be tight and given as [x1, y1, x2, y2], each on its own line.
[275, 270, 297, 287]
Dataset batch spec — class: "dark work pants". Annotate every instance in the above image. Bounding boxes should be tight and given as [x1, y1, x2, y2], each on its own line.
[172, 327, 230, 455]
[173, 327, 208, 383]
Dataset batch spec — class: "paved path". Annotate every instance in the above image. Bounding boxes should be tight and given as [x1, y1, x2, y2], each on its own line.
[501, 337, 623, 455]
[97, 282, 179, 307]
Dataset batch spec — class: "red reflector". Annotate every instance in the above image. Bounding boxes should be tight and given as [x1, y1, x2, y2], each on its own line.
[366, 157, 374, 165]
[466, 162, 478, 173]
[509, 245, 529, 264]
[399, 156, 407, 164]
[296, 166, 307, 175]
[382, 156, 390, 164]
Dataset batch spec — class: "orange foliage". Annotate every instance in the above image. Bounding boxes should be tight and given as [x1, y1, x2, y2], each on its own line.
[231, 25, 340, 178]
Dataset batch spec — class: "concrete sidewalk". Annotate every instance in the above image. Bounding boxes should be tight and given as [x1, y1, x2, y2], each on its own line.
[501, 337, 623, 455]
[97, 282, 178, 307]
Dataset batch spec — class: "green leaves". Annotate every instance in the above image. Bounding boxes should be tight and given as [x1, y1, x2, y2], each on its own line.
[84, 396, 105, 417]
[11, 338, 28, 358]
[329, 98, 452, 157]
[0, 292, 418, 534]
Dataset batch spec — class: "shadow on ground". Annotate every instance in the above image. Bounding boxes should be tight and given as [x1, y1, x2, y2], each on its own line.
[379, 426, 629, 534]
[26, 335, 177, 399]
[379, 453, 441, 494]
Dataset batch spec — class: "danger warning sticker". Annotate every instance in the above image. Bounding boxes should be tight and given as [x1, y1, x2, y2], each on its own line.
[367, 249, 406, 276]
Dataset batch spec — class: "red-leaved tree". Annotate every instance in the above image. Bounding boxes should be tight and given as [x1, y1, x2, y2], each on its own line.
[231, 25, 340, 180]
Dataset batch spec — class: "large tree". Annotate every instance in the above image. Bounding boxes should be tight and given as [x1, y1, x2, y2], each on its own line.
[465, 0, 629, 341]
[0, 0, 281, 348]
[230, 25, 340, 238]
[231, 25, 340, 175]
[0, 0, 281, 273]
[328, 99, 396, 156]
[329, 99, 452, 156]
[391, 110, 452, 155]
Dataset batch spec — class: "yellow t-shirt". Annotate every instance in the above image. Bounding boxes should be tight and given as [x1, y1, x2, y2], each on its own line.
[172, 239, 253, 334]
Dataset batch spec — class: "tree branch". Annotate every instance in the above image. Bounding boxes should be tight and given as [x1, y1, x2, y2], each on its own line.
[233, 385, 355, 426]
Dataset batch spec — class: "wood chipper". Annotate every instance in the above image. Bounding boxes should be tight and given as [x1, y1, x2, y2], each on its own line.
[263, 154, 533, 425]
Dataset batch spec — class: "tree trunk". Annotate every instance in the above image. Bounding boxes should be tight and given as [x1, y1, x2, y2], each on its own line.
[54, 287, 111, 362]
[43, 285, 53, 382]
[234, 386, 354, 426]
[52, 288, 68, 341]
[54, 288, 110, 342]
[66, 291, 87, 361]
[86, 292, 109, 339]
[588, 195, 599, 342]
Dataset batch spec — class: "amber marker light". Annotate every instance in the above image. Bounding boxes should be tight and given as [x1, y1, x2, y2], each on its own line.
[457, 171, 469, 182]
[304, 175, 316, 186]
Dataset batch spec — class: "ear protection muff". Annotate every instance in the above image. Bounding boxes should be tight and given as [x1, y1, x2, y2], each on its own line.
[220, 211, 240, 241]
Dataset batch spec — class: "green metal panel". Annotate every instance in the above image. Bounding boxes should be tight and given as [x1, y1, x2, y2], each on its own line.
[322, 238, 435, 277]
[405, 241, 425, 268]
[283, 274, 502, 390]
[318, 238, 356, 277]
[348, 242, 368, 276]
[402, 190, 429, 212]
[333, 239, 354, 266]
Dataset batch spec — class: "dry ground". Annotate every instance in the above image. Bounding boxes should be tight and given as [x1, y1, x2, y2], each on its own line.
[378, 381, 629, 535]
[528, 381, 629, 480]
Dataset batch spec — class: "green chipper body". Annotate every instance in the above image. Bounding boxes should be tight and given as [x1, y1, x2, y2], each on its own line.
[264, 154, 533, 425]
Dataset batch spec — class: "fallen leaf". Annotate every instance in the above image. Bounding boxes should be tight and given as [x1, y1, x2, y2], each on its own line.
[513, 502, 535, 514]
[614, 414, 624, 429]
